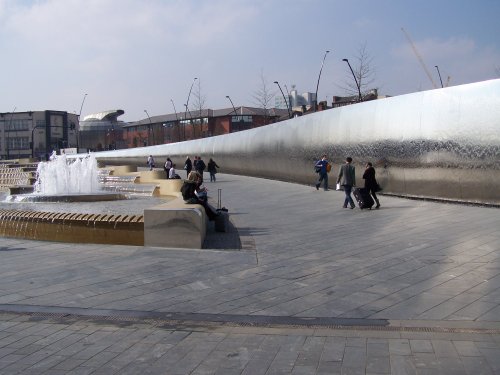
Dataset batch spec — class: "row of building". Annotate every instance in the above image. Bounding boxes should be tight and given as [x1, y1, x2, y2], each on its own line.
[0, 88, 381, 160]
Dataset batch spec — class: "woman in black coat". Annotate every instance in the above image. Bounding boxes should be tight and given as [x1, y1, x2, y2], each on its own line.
[362, 162, 381, 209]
[181, 171, 218, 220]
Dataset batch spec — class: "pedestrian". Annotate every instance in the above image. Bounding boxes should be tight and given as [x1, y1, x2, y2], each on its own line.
[184, 156, 192, 177]
[169, 163, 178, 179]
[314, 154, 330, 191]
[363, 162, 381, 209]
[193, 156, 199, 172]
[195, 156, 206, 178]
[180, 171, 218, 220]
[164, 157, 172, 179]
[337, 157, 356, 209]
[207, 158, 220, 182]
[147, 155, 155, 171]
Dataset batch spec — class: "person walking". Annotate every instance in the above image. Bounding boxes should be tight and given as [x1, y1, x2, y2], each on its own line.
[363, 162, 381, 209]
[337, 157, 356, 209]
[207, 158, 220, 182]
[164, 157, 172, 179]
[195, 156, 206, 179]
[147, 155, 155, 171]
[314, 154, 330, 191]
[184, 156, 192, 177]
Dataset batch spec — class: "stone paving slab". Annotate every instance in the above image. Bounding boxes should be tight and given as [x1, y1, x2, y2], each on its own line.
[0, 173, 499, 373]
[0, 312, 499, 374]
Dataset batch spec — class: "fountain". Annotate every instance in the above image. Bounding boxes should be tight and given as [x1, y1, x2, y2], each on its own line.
[6, 152, 127, 202]
[0, 152, 158, 245]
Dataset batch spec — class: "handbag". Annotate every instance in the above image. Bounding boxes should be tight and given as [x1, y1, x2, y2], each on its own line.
[336, 183, 342, 191]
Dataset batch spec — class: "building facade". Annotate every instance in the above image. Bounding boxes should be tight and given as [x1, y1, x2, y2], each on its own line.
[122, 106, 288, 148]
[0, 110, 79, 160]
[79, 110, 126, 152]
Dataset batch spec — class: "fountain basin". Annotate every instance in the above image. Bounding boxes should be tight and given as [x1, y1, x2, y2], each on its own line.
[0, 209, 144, 246]
[5, 192, 128, 203]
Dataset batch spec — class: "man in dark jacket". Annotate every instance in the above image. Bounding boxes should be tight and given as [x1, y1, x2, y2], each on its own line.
[314, 154, 329, 191]
[195, 156, 206, 179]
[363, 162, 380, 208]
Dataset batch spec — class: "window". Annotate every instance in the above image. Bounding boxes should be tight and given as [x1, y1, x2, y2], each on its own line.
[8, 137, 30, 150]
[6, 119, 31, 131]
[231, 115, 252, 123]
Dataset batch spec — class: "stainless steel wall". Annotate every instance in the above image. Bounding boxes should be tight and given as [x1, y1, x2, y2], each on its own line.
[92, 79, 500, 205]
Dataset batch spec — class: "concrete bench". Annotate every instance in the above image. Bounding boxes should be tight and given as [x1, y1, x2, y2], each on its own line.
[104, 167, 208, 249]
[143, 179, 208, 249]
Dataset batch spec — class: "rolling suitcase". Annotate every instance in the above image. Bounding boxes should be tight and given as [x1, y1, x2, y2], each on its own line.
[353, 188, 374, 209]
[215, 189, 228, 232]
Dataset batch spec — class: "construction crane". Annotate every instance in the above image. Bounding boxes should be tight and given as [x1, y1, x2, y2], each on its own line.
[401, 27, 438, 89]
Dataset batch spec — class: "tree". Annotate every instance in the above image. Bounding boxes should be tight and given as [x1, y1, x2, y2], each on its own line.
[339, 42, 377, 99]
[495, 65, 500, 77]
[252, 69, 276, 124]
[190, 79, 207, 138]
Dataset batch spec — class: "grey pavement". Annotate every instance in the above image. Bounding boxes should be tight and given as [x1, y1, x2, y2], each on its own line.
[0, 173, 499, 374]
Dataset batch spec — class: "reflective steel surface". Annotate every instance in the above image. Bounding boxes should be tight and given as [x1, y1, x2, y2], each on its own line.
[91, 79, 500, 205]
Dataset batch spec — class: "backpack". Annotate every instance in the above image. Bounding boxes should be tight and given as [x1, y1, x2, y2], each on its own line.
[181, 182, 192, 200]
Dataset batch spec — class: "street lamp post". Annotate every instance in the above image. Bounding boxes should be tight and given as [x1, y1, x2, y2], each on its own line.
[225, 96, 238, 115]
[314, 50, 330, 111]
[184, 78, 197, 141]
[144, 109, 153, 146]
[6, 106, 16, 159]
[342, 58, 362, 102]
[77, 93, 87, 152]
[170, 99, 181, 142]
[226, 96, 238, 132]
[435, 65, 444, 88]
[184, 104, 194, 139]
[274, 81, 291, 119]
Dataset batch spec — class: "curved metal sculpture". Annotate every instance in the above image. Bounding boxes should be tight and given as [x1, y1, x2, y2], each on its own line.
[91, 79, 500, 205]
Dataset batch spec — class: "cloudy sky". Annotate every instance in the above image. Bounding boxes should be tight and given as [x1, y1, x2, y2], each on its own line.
[1, 0, 499, 121]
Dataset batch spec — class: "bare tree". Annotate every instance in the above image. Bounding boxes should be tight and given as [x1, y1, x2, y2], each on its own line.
[190, 79, 207, 138]
[495, 65, 500, 77]
[252, 69, 276, 124]
[339, 42, 377, 98]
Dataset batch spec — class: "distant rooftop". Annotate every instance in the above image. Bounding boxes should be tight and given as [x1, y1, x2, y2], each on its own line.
[82, 110, 125, 122]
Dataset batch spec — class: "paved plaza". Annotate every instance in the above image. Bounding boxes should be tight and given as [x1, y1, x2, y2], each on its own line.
[0, 173, 499, 374]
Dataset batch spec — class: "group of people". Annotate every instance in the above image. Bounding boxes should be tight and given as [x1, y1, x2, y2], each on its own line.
[314, 155, 381, 209]
[147, 155, 221, 181]
[183, 156, 220, 182]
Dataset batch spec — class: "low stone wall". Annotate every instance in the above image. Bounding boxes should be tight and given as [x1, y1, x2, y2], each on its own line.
[144, 197, 207, 249]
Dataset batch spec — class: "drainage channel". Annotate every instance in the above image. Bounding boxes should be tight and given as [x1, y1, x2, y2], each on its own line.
[1, 304, 498, 334]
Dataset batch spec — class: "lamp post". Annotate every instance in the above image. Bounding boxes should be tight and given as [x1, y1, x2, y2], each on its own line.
[184, 104, 194, 139]
[314, 50, 330, 111]
[184, 77, 197, 141]
[77, 93, 87, 152]
[6, 106, 16, 159]
[225, 95, 237, 115]
[435, 65, 444, 88]
[170, 99, 178, 121]
[171, 99, 180, 142]
[342, 58, 362, 102]
[226, 96, 238, 132]
[144, 109, 153, 146]
[274, 81, 291, 118]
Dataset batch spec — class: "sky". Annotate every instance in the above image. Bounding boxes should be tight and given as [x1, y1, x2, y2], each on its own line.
[1, 0, 499, 122]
